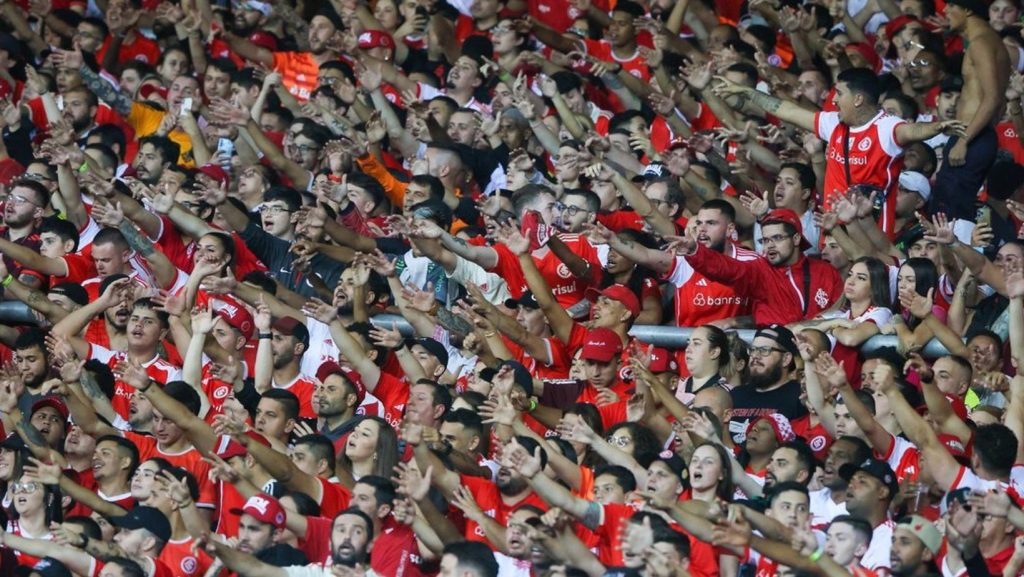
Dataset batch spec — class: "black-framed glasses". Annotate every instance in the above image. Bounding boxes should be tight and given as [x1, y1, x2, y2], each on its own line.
[749, 346, 785, 357]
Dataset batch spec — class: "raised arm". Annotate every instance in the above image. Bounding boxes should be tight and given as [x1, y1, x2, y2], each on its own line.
[711, 77, 816, 132]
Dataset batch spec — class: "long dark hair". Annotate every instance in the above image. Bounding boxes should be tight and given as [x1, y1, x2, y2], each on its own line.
[850, 256, 891, 309]
[897, 257, 938, 327]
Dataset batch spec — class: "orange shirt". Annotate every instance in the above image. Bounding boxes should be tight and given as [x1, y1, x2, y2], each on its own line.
[272, 52, 319, 101]
[126, 102, 195, 166]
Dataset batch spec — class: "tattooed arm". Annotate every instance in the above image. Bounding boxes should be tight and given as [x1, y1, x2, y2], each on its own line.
[77, 369, 118, 424]
[79, 64, 133, 116]
[118, 220, 180, 290]
[718, 82, 816, 132]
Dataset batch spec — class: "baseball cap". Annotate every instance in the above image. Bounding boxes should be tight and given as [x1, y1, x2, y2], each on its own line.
[357, 30, 396, 51]
[845, 42, 881, 73]
[585, 284, 641, 319]
[211, 300, 254, 341]
[839, 458, 898, 500]
[0, 433, 25, 450]
[505, 291, 540, 310]
[111, 506, 172, 542]
[272, 317, 310, 349]
[498, 359, 534, 396]
[898, 171, 931, 202]
[315, 360, 366, 405]
[138, 84, 168, 101]
[256, 544, 309, 567]
[651, 449, 686, 479]
[230, 494, 287, 529]
[196, 164, 230, 188]
[753, 324, 799, 358]
[31, 558, 71, 577]
[763, 208, 811, 250]
[32, 397, 69, 422]
[648, 347, 678, 373]
[937, 433, 968, 461]
[413, 337, 450, 368]
[896, 515, 942, 554]
[215, 431, 271, 460]
[579, 327, 624, 363]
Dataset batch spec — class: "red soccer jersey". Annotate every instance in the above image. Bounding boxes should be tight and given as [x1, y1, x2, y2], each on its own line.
[158, 537, 213, 577]
[371, 372, 410, 430]
[88, 344, 182, 421]
[816, 110, 906, 237]
[489, 235, 601, 309]
[273, 374, 318, 419]
[459, 475, 547, 547]
[663, 244, 756, 327]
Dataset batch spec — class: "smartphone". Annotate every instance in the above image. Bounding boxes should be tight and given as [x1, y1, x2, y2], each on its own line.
[977, 205, 992, 226]
[180, 97, 193, 116]
[56, 95, 64, 111]
[216, 138, 235, 158]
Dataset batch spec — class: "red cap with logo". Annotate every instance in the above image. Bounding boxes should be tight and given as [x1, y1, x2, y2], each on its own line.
[216, 431, 271, 460]
[358, 30, 396, 51]
[32, 397, 69, 422]
[937, 433, 968, 460]
[211, 300, 254, 341]
[585, 284, 641, 319]
[580, 327, 624, 363]
[648, 347, 677, 373]
[230, 494, 287, 529]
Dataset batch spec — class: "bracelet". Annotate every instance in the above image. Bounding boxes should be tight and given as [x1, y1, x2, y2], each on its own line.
[139, 380, 153, 393]
[808, 548, 823, 562]
[77, 161, 89, 173]
[528, 398, 538, 412]
[178, 499, 194, 508]
[483, 331, 497, 338]
[258, 332, 272, 339]
[1, 274, 13, 287]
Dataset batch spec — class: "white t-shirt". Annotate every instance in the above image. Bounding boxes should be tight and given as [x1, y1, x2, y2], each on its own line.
[809, 488, 849, 529]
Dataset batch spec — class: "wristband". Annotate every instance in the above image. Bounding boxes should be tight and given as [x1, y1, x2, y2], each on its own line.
[77, 161, 89, 173]
[528, 398, 538, 412]
[139, 380, 153, 393]
[808, 548, 823, 562]
[483, 331, 497, 338]
[1, 274, 13, 287]
[259, 332, 272, 339]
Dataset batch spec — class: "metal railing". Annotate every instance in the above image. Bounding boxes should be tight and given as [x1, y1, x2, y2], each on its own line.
[367, 314, 954, 357]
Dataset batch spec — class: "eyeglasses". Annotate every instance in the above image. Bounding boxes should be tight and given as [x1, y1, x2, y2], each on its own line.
[8, 194, 41, 207]
[12, 481, 40, 494]
[318, 76, 339, 85]
[908, 58, 932, 69]
[491, 26, 513, 34]
[258, 205, 293, 215]
[606, 435, 631, 448]
[293, 144, 320, 155]
[759, 234, 794, 246]
[749, 346, 786, 357]
[556, 203, 591, 217]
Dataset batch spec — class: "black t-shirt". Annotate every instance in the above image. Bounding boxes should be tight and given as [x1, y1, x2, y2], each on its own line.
[728, 380, 807, 443]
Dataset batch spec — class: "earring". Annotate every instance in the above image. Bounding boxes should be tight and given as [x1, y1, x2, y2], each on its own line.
[373, 452, 378, 461]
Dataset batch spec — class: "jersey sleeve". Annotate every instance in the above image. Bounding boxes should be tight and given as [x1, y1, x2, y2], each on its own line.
[815, 111, 841, 142]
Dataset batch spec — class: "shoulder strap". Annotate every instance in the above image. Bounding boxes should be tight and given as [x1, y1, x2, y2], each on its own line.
[802, 259, 812, 316]
[843, 123, 852, 188]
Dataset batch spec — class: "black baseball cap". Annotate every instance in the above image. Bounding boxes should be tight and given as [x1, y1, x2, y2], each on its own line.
[753, 324, 799, 358]
[414, 337, 449, 368]
[504, 291, 540, 310]
[111, 506, 172, 542]
[839, 458, 898, 500]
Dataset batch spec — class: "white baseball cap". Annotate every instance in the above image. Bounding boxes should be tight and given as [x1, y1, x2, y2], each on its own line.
[898, 171, 931, 202]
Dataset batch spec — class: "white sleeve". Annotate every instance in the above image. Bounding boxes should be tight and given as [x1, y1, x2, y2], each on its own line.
[448, 256, 511, 305]
[663, 256, 695, 287]
[417, 82, 443, 101]
[876, 115, 906, 157]
[816, 111, 841, 142]
[88, 343, 115, 364]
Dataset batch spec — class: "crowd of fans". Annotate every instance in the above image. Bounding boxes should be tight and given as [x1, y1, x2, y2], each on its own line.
[3, 0, 1024, 575]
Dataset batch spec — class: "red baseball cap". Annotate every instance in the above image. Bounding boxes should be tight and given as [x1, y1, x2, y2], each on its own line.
[938, 433, 968, 460]
[229, 494, 287, 529]
[32, 397, 69, 422]
[648, 347, 677, 373]
[585, 284, 641, 319]
[196, 164, 230, 188]
[845, 42, 882, 74]
[215, 431, 270, 460]
[139, 84, 168, 101]
[579, 327, 624, 363]
[763, 208, 811, 250]
[211, 300, 254, 341]
[316, 360, 366, 405]
[358, 30, 396, 51]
